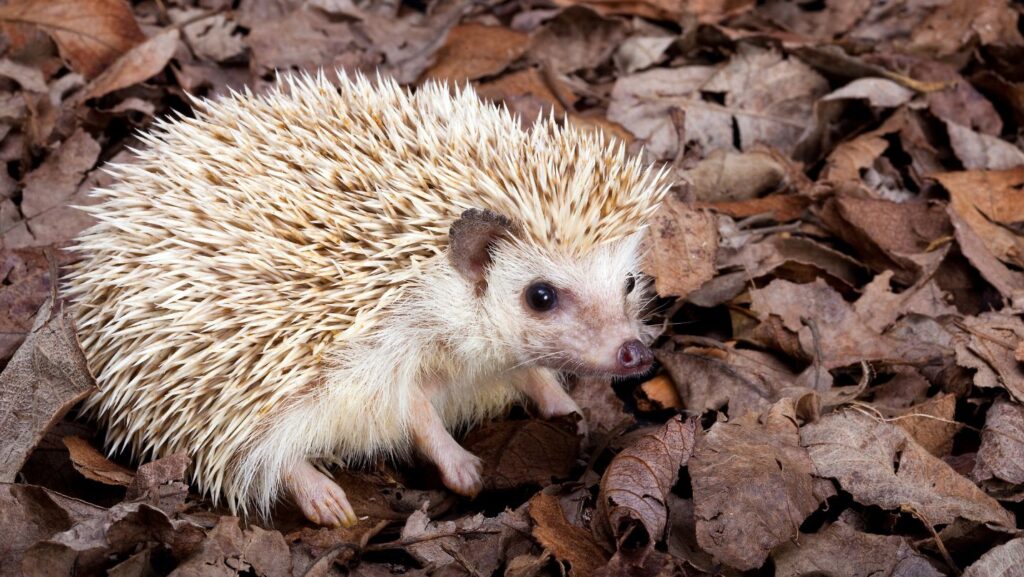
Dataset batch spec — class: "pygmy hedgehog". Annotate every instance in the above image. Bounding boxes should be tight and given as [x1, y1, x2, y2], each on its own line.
[65, 73, 670, 526]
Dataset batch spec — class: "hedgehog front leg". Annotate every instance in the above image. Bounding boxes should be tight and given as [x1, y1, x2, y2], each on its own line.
[284, 460, 358, 527]
[410, 388, 483, 497]
[515, 367, 587, 436]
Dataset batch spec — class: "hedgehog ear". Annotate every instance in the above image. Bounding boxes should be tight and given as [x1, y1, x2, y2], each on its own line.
[449, 208, 514, 294]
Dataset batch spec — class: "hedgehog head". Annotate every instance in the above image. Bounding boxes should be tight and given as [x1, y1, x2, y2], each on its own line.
[449, 208, 655, 377]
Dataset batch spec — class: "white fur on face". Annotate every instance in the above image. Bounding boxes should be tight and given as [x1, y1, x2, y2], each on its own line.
[483, 232, 650, 376]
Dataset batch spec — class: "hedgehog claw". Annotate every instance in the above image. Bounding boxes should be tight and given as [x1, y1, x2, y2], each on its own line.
[438, 449, 483, 498]
[287, 461, 358, 528]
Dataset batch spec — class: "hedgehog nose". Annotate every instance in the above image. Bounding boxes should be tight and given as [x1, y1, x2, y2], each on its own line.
[617, 339, 653, 372]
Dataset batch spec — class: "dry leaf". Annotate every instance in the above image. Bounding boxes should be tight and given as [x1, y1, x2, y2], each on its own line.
[940, 168, 1024, 269]
[0, 0, 145, 78]
[527, 7, 627, 74]
[946, 121, 1024, 171]
[637, 374, 682, 411]
[749, 278, 943, 369]
[463, 417, 580, 491]
[895, 394, 959, 458]
[657, 339, 807, 416]
[62, 436, 134, 486]
[962, 536, 1024, 577]
[954, 313, 1024, 402]
[802, 409, 1015, 529]
[773, 520, 942, 577]
[421, 23, 528, 84]
[530, 492, 609, 577]
[646, 199, 717, 298]
[0, 298, 95, 482]
[0, 248, 64, 364]
[595, 416, 697, 558]
[683, 149, 788, 203]
[974, 399, 1024, 486]
[691, 399, 821, 571]
[80, 28, 181, 102]
[400, 507, 530, 575]
[947, 207, 1024, 304]
[0, 484, 106, 577]
[9, 130, 101, 249]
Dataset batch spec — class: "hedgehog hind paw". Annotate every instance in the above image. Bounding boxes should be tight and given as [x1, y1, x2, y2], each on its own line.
[285, 460, 358, 527]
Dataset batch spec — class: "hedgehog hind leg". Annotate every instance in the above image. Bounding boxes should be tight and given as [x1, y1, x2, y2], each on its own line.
[284, 459, 357, 527]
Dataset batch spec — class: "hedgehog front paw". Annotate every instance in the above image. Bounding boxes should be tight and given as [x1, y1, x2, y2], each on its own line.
[438, 449, 483, 498]
[286, 461, 358, 528]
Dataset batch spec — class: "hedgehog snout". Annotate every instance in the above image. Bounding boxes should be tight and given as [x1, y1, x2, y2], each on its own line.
[617, 339, 653, 373]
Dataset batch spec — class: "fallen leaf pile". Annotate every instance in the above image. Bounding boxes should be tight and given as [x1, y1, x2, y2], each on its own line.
[2, 0, 1024, 575]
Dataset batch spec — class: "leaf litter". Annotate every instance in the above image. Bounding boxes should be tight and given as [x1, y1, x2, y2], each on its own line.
[1, 0, 1024, 575]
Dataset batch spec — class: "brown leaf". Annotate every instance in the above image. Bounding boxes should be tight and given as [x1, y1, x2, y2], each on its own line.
[908, 0, 1024, 59]
[688, 234, 868, 308]
[962, 536, 1024, 577]
[400, 507, 530, 575]
[691, 399, 821, 571]
[552, 0, 753, 22]
[974, 399, 1024, 486]
[80, 28, 181, 102]
[940, 168, 1024, 269]
[853, 268, 956, 334]
[63, 436, 134, 486]
[895, 394, 959, 458]
[475, 67, 578, 119]
[749, 278, 943, 369]
[0, 483, 106, 577]
[773, 520, 942, 577]
[819, 194, 951, 285]
[527, 7, 627, 75]
[7, 129, 102, 249]
[530, 492, 609, 577]
[463, 417, 580, 491]
[945, 121, 1024, 171]
[125, 452, 190, 514]
[570, 375, 633, 434]
[947, 207, 1024, 304]
[657, 339, 807, 416]
[0, 58, 47, 92]
[0, 298, 95, 482]
[758, 0, 873, 40]
[610, 45, 827, 159]
[700, 194, 810, 223]
[637, 374, 682, 412]
[646, 199, 717, 298]
[0, 0, 145, 79]
[171, 516, 291, 577]
[595, 416, 697, 558]
[169, 8, 245, 64]
[683, 149, 788, 203]
[608, 65, 717, 160]
[421, 24, 528, 84]
[0, 248, 66, 364]
[22, 500, 205, 576]
[246, 7, 369, 78]
[358, 3, 467, 85]
[802, 409, 1015, 529]
[954, 313, 1024, 402]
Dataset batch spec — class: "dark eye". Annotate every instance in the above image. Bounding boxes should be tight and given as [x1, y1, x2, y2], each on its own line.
[625, 274, 636, 295]
[525, 282, 558, 312]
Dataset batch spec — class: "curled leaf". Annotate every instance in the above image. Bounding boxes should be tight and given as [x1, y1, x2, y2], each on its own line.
[596, 416, 697, 558]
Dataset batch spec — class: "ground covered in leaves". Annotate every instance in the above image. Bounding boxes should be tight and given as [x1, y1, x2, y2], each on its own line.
[2, 0, 1024, 575]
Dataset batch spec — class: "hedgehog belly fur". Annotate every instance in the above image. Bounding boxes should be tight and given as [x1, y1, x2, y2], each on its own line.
[65, 72, 668, 517]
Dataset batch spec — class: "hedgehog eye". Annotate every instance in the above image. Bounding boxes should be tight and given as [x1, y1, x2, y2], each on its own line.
[625, 274, 636, 295]
[525, 282, 558, 312]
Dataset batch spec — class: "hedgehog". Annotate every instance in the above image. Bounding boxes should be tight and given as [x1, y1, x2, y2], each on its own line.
[64, 72, 670, 527]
